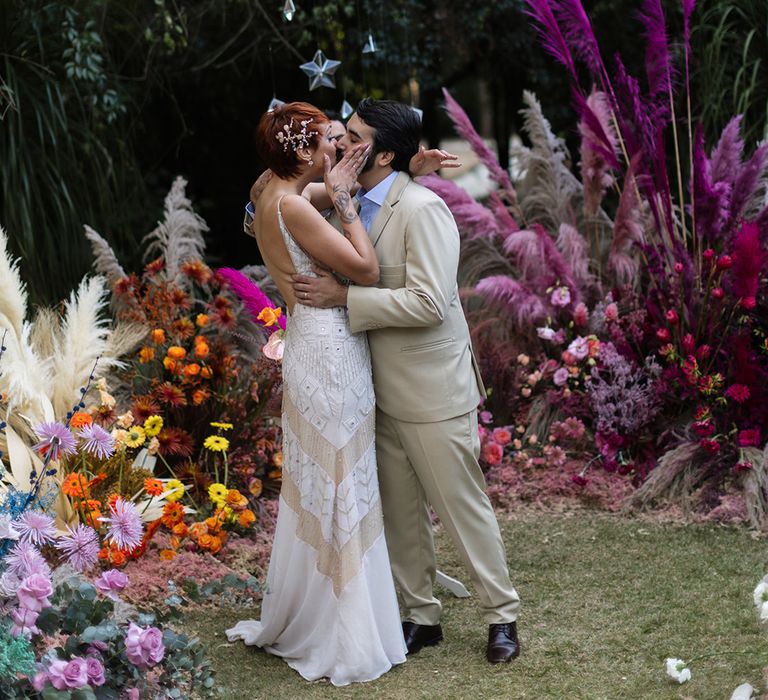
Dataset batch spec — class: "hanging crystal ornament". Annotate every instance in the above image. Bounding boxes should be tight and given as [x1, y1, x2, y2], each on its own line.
[268, 96, 286, 112]
[282, 0, 296, 22]
[340, 100, 354, 120]
[410, 106, 423, 121]
[362, 32, 377, 54]
[299, 50, 341, 90]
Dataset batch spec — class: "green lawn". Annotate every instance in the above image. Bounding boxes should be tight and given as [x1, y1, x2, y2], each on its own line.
[183, 512, 767, 699]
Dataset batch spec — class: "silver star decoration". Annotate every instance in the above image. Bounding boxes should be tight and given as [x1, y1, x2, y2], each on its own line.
[268, 96, 286, 112]
[340, 100, 353, 120]
[362, 33, 377, 54]
[282, 0, 296, 22]
[299, 50, 341, 91]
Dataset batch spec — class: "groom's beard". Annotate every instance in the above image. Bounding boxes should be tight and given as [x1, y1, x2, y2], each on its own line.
[360, 149, 377, 173]
[335, 147, 344, 163]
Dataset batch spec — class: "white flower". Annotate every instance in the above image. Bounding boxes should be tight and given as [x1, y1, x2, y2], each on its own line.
[759, 601, 768, 623]
[665, 658, 691, 684]
[537, 327, 556, 340]
[0, 515, 20, 541]
[730, 682, 756, 700]
[752, 579, 768, 607]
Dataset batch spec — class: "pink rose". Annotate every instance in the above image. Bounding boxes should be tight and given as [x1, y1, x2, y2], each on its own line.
[481, 441, 504, 466]
[95, 569, 129, 600]
[125, 622, 165, 669]
[492, 428, 512, 446]
[553, 367, 569, 386]
[86, 657, 106, 686]
[604, 302, 619, 322]
[10, 607, 39, 638]
[48, 657, 89, 690]
[16, 573, 52, 612]
[30, 671, 48, 692]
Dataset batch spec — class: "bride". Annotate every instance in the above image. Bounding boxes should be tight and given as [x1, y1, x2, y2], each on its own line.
[225, 102, 405, 685]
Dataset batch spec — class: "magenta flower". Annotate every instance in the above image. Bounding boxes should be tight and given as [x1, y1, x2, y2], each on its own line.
[725, 384, 750, 403]
[553, 367, 569, 386]
[15, 511, 57, 546]
[571, 474, 588, 487]
[692, 421, 715, 438]
[604, 302, 619, 322]
[55, 524, 100, 572]
[100, 499, 143, 552]
[573, 302, 589, 326]
[124, 622, 165, 669]
[4, 541, 50, 578]
[738, 429, 761, 447]
[78, 424, 116, 459]
[47, 657, 89, 691]
[94, 569, 129, 600]
[550, 286, 572, 307]
[700, 438, 721, 453]
[32, 422, 77, 461]
[16, 572, 53, 612]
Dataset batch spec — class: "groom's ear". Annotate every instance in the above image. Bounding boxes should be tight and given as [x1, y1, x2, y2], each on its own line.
[376, 150, 394, 167]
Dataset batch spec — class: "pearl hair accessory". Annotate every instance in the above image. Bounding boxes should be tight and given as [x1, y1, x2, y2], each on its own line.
[275, 118, 318, 153]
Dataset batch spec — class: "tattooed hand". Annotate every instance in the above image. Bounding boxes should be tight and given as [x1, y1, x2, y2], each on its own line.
[324, 143, 370, 199]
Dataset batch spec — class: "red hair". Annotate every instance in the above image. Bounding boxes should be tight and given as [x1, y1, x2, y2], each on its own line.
[255, 102, 328, 178]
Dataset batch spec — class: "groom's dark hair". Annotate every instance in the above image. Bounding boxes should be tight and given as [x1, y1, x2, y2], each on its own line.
[355, 98, 421, 172]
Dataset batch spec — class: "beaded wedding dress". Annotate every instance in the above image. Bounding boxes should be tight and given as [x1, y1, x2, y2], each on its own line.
[226, 199, 406, 685]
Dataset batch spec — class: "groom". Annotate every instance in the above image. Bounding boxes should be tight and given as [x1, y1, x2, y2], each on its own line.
[292, 98, 521, 663]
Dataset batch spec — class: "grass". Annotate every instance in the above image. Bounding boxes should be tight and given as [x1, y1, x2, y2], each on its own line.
[182, 512, 767, 699]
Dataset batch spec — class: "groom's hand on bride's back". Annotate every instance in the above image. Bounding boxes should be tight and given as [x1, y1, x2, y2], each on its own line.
[292, 265, 348, 308]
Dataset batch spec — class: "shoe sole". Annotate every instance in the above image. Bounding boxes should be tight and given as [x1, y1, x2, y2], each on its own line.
[487, 648, 521, 664]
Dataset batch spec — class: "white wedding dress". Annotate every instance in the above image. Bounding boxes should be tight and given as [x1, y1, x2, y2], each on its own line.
[226, 198, 406, 685]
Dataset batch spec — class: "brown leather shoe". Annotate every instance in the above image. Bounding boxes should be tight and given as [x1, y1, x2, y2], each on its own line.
[486, 622, 520, 663]
[402, 621, 443, 655]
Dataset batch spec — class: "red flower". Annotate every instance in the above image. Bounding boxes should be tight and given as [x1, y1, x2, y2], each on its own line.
[702, 248, 715, 261]
[692, 421, 715, 438]
[699, 438, 720, 453]
[681, 333, 695, 355]
[656, 328, 671, 342]
[155, 427, 194, 458]
[673, 262, 684, 274]
[695, 345, 711, 361]
[492, 428, 513, 446]
[154, 382, 188, 407]
[131, 396, 161, 424]
[571, 474, 588, 487]
[737, 428, 761, 447]
[711, 287, 725, 300]
[665, 309, 679, 324]
[144, 257, 165, 276]
[734, 461, 753, 473]
[740, 296, 756, 310]
[481, 441, 504, 466]
[716, 255, 733, 270]
[725, 384, 750, 403]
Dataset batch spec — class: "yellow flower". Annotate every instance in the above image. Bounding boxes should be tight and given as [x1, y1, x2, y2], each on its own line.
[204, 435, 229, 452]
[196, 313, 209, 327]
[165, 479, 185, 502]
[257, 306, 282, 327]
[208, 482, 228, 506]
[209, 421, 233, 431]
[124, 425, 146, 448]
[143, 415, 164, 438]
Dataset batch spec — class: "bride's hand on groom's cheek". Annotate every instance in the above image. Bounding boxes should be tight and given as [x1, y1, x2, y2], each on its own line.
[324, 144, 370, 194]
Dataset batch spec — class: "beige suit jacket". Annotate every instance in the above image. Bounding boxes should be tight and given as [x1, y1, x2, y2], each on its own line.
[346, 171, 485, 423]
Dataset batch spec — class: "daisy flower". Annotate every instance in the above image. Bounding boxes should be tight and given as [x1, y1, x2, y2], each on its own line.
[164, 478, 186, 502]
[203, 435, 229, 453]
[209, 421, 233, 431]
[124, 426, 146, 449]
[32, 422, 77, 461]
[208, 483, 228, 506]
[100, 499, 144, 552]
[15, 510, 57, 546]
[143, 415, 164, 438]
[55, 524, 100, 571]
[78, 424, 116, 459]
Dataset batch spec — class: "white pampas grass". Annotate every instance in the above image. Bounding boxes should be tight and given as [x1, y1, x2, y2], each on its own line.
[142, 176, 208, 286]
[84, 224, 127, 287]
[0, 227, 28, 339]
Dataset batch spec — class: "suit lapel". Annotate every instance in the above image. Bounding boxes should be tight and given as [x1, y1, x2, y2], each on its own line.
[368, 171, 411, 247]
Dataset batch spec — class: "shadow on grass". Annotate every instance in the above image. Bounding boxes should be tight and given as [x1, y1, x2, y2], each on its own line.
[183, 512, 766, 699]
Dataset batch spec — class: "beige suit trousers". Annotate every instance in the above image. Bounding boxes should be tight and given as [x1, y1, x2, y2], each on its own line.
[376, 407, 521, 625]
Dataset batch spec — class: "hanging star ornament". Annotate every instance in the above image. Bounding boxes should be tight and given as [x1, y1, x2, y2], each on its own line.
[282, 0, 296, 22]
[299, 50, 341, 90]
[268, 96, 286, 112]
[340, 100, 354, 120]
[362, 33, 377, 54]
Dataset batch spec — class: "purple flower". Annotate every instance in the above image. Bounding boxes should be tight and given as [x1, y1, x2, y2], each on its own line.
[125, 622, 165, 669]
[567, 336, 590, 360]
[15, 510, 57, 546]
[100, 498, 143, 552]
[78, 423, 116, 459]
[16, 572, 53, 612]
[550, 286, 572, 307]
[553, 367, 570, 386]
[537, 326, 556, 340]
[95, 569, 129, 600]
[47, 657, 89, 690]
[30, 670, 48, 691]
[55, 524, 100, 572]
[85, 657, 106, 686]
[479, 410, 493, 425]
[4, 540, 50, 578]
[32, 422, 77, 461]
[10, 607, 40, 638]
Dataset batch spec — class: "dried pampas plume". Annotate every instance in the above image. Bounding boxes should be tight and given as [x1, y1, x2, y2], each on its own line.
[84, 224, 127, 288]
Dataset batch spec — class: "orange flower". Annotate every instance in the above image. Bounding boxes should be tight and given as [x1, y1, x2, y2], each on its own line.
[159, 549, 177, 561]
[62, 473, 90, 499]
[111, 550, 126, 567]
[82, 502, 101, 528]
[257, 306, 282, 327]
[248, 478, 263, 498]
[198, 533, 214, 550]
[272, 451, 283, 468]
[208, 535, 223, 554]
[225, 489, 248, 510]
[151, 328, 166, 344]
[205, 515, 223, 534]
[70, 411, 93, 429]
[98, 547, 110, 561]
[144, 478, 164, 497]
[161, 501, 185, 528]
[196, 314, 209, 327]
[87, 473, 107, 489]
[107, 493, 121, 510]
[183, 363, 201, 377]
[238, 509, 256, 527]
[192, 388, 209, 406]
[268, 469, 282, 481]
[189, 522, 207, 541]
[194, 342, 209, 359]
[169, 535, 181, 550]
[139, 346, 155, 363]
[200, 366, 213, 379]
[167, 345, 186, 360]
[172, 522, 188, 537]
[163, 356, 179, 373]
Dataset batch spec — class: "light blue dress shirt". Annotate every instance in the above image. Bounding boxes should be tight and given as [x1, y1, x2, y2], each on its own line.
[356, 171, 399, 232]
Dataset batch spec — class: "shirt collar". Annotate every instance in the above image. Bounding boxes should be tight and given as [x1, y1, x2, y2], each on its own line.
[358, 170, 399, 207]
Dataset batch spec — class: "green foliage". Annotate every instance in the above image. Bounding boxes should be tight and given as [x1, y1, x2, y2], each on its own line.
[0, 622, 36, 684]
